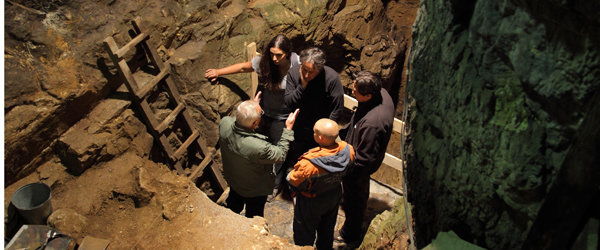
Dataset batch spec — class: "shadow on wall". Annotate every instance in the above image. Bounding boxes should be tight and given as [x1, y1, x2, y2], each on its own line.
[287, 34, 354, 74]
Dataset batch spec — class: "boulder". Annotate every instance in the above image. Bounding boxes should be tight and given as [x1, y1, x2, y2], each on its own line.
[54, 99, 153, 175]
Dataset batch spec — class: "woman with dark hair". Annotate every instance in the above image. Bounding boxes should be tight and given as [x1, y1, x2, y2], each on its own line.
[205, 34, 301, 198]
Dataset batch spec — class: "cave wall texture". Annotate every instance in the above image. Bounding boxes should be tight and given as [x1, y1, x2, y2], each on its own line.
[4, 0, 416, 184]
[407, 0, 600, 249]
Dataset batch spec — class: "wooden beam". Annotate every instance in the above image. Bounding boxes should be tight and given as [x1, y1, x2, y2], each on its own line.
[172, 129, 200, 160]
[188, 151, 215, 182]
[155, 102, 185, 134]
[383, 153, 403, 171]
[115, 32, 149, 59]
[136, 64, 170, 99]
[246, 42, 259, 98]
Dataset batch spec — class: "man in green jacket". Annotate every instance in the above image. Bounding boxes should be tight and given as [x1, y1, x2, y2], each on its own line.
[219, 100, 299, 217]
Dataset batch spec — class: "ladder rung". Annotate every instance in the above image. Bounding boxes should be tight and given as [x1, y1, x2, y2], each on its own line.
[172, 129, 200, 160]
[136, 64, 171, 99]
[155, 102, 185, 133]
[188, 151, 215, 182]
[116, 32, 149, 58]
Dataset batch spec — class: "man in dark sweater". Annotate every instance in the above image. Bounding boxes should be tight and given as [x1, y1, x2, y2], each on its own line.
[337, 71, 395, 245]
[280, 47, 345, 197]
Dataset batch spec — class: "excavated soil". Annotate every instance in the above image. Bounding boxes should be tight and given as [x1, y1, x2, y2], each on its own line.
[5, 151, 403, 249]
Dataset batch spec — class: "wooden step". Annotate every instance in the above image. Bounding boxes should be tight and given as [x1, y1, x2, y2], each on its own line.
[136, 64, 171, 99]
[188, 151, 215, 182]
[155, 102, 185, 134]
[114, 32, 149, 59]
[172, 129, 199, 161]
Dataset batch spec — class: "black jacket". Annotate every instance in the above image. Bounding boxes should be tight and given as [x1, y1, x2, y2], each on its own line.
[285, 64, 345, 138]
[340, 89, 395, 175]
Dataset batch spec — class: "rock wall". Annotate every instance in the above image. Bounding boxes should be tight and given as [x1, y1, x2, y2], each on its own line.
[406, 0, 600, 248]
[4, 0, 414, 185]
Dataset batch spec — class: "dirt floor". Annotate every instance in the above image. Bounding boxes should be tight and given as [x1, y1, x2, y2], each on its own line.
[4, 151, 402, 249]
[263, 179, 402, 249]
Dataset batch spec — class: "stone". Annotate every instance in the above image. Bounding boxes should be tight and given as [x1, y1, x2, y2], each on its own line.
[47, 208, 89, 240]
[88, 99, 130, 125]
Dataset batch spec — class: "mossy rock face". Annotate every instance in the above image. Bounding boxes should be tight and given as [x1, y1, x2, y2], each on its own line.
[360, 198, 411, 250]
[407, 0, 600, 249]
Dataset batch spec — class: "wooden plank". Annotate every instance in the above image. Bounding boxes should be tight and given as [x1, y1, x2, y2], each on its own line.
[172, 160, 185, 176]
[115, 32, 149, 59]
[343, 94, 358, 110]
[246, 42, 259, 98]
[210, 163, 228, 191]
[104, 37, 141, 94]
[155, 102, 185, 134]
[136, 64, 170, 99]
[188, 151, 215, 182]
[172, 130, 200, 160]
[158, 133, 175, 158]
[216, 187, 230, 206]
[383, 153, 403, 171]
[139, 100, 159, 132]
[118, 60, 141, 94]
[393, 118, 404, 135]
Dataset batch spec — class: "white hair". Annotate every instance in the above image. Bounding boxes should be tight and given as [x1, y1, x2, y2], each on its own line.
[235, 100, 261, 128]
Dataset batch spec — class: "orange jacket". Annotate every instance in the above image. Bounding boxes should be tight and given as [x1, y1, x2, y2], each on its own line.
[287, 141, 355, 197]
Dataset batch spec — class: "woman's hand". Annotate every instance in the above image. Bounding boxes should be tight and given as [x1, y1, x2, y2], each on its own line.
[205, 69, 220, 82]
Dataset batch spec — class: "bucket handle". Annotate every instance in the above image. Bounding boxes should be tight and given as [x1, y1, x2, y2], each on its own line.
[35, 229, 69, 250]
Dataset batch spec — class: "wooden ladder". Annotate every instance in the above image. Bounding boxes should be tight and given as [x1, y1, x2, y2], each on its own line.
[103, 19, 227, 195]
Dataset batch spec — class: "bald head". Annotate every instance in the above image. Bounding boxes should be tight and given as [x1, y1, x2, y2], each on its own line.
[313, 118, 339, 147]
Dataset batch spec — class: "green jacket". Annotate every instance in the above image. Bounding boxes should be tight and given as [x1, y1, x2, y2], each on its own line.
[219, 116, 294, 197]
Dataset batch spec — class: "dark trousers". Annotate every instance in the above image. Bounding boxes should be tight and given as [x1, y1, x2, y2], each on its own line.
[340, 170, 370, 242]
[226, 189, 267, 218]
[293, 187, 342, 250]
[257, 116, 287, 190]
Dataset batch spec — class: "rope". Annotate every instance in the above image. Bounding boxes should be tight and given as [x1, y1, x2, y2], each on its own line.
[400, 40, 416, 250]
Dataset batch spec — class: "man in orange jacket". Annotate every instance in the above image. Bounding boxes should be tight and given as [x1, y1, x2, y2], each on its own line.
[287, 118, 355, 249]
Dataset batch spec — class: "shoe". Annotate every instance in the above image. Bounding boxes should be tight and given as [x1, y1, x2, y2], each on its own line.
[334, 230, 361, 247]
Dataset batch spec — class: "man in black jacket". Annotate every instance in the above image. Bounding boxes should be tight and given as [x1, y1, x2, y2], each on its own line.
[337, 71, 395, 245]
[279, 47, 345, 198]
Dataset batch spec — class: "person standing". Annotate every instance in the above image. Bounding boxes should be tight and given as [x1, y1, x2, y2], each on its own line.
[219, 100, 299, 217]
[337, 71, 395, 245]
[287, 118, 355, 249]
[206, 34, 301, 198]
[282, 47, 345, 197]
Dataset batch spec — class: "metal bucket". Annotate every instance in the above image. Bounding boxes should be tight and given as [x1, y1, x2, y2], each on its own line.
[10, 183, 53, 225]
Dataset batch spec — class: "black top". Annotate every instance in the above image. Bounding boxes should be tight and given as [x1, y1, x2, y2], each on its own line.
[285, 64, 345, 137]
[340, 89, 395, 175]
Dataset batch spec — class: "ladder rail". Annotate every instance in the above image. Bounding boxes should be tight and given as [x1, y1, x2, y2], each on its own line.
[103, 18, 228, 193]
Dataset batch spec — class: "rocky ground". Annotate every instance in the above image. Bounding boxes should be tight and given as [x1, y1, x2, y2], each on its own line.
[4, 99, 409, 249]
[5, 160, 405, 249]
